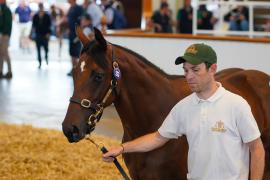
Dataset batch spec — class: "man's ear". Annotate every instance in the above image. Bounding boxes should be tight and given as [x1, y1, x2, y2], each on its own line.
[209, 64, 217, 74]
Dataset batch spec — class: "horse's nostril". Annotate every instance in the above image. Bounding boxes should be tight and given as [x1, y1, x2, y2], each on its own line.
[72, 125, 79, 135]
[71, 125, 80, 142]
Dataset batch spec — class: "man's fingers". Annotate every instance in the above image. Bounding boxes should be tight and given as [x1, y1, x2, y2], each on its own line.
[102, 147, 122, 163]
[102, 156, 114, 162]
[103, 152, 114, 158]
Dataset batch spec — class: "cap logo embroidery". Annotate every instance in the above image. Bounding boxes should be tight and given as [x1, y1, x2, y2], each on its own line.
[212, 120, 226, 133]
[186, 45, 198, 54]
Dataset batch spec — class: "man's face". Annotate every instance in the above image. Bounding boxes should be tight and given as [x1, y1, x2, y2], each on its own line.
[68, 0, 75, 4]
[185, 0, 191, 7]
[101, 0, 108, 6]
[161, 7, 169, 14]
[183, 62, 215, 93]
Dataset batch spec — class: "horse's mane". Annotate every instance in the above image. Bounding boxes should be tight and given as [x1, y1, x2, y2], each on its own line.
[115, 44, 185, 79]
[81, 40, 183, 79]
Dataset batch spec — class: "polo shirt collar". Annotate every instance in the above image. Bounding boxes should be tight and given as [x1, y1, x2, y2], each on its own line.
[193, 82, 225, 104]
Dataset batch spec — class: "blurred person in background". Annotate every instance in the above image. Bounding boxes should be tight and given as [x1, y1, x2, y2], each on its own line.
[100, 0, 114, 29]
[66, 0, 83, 76]
[177, 0, 193, 34]
[266, 18, 270, 32]
[197, 5, 217, 30]
[159, 0, 172, 19]
[225, 5, 249, 31]
[50, 5, 58, 37]
[111, 0, 124, 14]
[56, 7, 66, 58]
[100, 0, 126, 29]
[32, 3, 51, 69]
[151, 2, 172, 33]
[15, 0, 32, 52]
[84, 0, 103, 30]
[0, 0, 13, 78]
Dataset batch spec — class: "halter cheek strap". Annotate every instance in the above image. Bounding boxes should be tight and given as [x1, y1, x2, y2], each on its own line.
[69, 44, 120, 132]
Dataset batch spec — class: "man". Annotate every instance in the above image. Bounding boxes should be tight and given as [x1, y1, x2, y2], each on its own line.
[103, 43, 265, 180]
[225, 5, 249, 31]
[100, 0, 126, 30]
[197, 5, 217, 30]
[0, 0, 12, 78]
[67, 0, 83, 76]
[32, 3, 51, 68]
[177, 0, 193, 34]
[84, 0, 104, 30]
[151, 2, 172, 33]
[100, 0, 114, 29]
[15, 0, 32, 52]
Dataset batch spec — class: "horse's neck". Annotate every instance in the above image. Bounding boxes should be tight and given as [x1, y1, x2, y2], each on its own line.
[113, 49, 188, 138]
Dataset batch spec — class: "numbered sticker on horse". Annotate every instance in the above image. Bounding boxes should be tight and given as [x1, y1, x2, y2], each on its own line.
[113, 68, 121, 79]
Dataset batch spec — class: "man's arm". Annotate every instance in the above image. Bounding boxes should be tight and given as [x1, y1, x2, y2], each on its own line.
[102, 131, 169, 162]
[248, 137, 265, 180]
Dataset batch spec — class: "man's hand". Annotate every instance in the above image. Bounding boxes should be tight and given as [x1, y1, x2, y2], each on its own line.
[102, 145, 124, 162]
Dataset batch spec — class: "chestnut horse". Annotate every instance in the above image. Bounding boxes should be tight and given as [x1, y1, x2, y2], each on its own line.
[62, 28, 270, 179]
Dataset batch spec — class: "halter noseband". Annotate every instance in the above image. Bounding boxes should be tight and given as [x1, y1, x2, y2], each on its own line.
[69, 43, 120, 132]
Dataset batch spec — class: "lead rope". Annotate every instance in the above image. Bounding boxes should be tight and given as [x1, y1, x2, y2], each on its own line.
[85, 135, 130, 180]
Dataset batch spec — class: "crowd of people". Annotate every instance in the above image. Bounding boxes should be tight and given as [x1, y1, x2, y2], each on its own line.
[150, 0, 269, 34]
[1, 0, 269, 79]
[0, 0, 127, 78]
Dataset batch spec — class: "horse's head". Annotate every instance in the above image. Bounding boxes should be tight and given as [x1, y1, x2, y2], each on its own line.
[62, 27, 121, 142]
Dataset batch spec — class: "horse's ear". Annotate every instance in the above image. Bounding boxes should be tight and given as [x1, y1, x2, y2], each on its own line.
[76, 25, 90, 46]
[94, 27, 107, 50]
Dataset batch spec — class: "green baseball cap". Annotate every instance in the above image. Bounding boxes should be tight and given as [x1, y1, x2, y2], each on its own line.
[175, 43, 217, 65]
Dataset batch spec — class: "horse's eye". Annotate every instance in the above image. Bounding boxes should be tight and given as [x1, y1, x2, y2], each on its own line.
[94, 73, 104, 82]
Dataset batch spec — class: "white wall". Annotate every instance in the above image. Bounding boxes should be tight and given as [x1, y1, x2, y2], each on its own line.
[106, 36, 270, 75]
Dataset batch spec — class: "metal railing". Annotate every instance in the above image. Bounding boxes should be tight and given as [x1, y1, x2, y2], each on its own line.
[193, 0, 270, 38]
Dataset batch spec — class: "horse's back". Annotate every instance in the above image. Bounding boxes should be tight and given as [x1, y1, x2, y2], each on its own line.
[215, 68, 244, 79]
[219, 69, 270, 130]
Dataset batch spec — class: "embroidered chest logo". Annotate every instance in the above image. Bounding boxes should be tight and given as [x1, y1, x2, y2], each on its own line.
[211, 121, 226, 133]
[186, 45, 198, 54]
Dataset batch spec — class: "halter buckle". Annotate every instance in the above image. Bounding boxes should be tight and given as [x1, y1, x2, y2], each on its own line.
[81, 99, 91, 108]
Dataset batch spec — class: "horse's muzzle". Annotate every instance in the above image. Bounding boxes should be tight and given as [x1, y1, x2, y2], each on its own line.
[62, 118, 96, 143]
[62, 124, 83, 143]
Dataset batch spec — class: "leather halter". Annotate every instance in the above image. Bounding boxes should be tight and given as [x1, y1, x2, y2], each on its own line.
[69, 43, 120, 132]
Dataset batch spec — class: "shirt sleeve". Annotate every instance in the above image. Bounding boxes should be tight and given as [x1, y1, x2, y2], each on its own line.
[158, 103, 185, 139]
[236, 98, 261, 143]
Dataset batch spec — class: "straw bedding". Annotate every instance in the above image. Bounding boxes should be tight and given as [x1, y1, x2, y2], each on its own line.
[0, 123, 128, 180]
